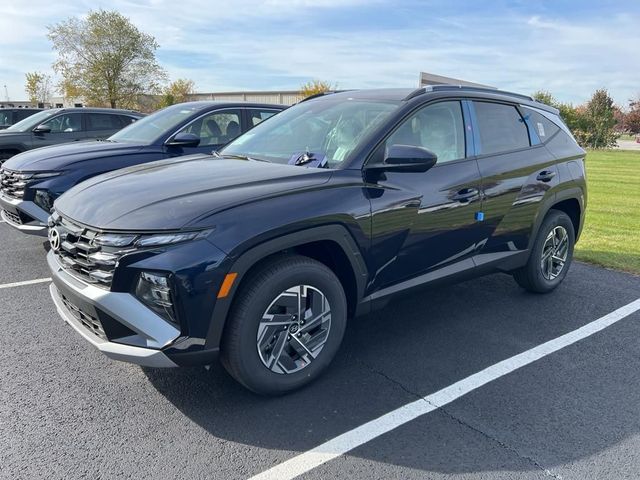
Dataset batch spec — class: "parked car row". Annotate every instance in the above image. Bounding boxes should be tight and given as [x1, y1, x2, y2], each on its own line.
[0, 107, 144, 162]
[0, 87, 587, 395]
[0, 107, 43, 130]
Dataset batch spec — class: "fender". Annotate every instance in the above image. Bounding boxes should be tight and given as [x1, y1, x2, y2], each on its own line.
[203, 224, 369, 352]
[526, 185, 585, 252]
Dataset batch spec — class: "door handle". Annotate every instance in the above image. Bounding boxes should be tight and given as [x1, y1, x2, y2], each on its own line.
[537, 170, 556, 182]
[452, 187, 480, 202]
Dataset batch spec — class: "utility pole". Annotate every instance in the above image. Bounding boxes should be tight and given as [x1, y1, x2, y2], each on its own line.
[3, 85, 8, 102]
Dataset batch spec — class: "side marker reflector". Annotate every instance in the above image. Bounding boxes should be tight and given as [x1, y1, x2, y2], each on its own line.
[217, 273, 238, 298]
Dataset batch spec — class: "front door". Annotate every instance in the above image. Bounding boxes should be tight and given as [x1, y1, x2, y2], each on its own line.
[32, 112, 86, 148]
[368, 100, 485, 292]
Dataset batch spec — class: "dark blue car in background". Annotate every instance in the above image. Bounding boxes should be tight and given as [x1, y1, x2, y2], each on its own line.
[0, 101, 284, 235]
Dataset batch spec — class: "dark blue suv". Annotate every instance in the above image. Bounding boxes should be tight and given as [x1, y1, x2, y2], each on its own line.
[46, 87, 586, 395]
[0, 102, 284, 235]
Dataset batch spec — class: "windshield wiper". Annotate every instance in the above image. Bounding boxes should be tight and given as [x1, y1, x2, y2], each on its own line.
[212, 152, 272, 163]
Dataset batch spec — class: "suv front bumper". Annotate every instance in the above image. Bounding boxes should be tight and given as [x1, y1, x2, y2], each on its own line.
[0, 193, 48, 236]
[47, 251, 180, 368]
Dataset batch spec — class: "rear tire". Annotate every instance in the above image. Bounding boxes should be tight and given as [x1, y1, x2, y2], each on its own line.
[221, 254, 347, 395]
[513, 209, 575, 293]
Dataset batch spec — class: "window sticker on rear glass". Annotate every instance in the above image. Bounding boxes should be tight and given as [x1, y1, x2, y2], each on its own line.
[537, 122, 546, 138]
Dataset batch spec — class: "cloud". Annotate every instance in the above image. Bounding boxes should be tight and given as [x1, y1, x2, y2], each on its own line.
[0, 0, 638, 105]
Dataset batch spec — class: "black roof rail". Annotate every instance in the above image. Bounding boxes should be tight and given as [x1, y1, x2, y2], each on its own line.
[425, 85, 535, 102]
[298, 91, 337, 103]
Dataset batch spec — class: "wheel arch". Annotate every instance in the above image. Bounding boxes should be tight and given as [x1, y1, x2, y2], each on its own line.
[204, 224, 368, 351]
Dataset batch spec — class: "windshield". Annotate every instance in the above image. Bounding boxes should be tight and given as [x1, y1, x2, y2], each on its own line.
[5, 110, 56, 132]
[221, 98, 400, 167]
[109, 103, 207, 144]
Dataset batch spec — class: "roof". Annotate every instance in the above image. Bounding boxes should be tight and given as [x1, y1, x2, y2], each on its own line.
[302, 87, 559, 114]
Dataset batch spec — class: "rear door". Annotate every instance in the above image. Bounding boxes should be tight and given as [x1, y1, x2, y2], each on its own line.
[32, 112, 87, 148]
[369, 100, 485, 290]
[471, 100, 560, 263]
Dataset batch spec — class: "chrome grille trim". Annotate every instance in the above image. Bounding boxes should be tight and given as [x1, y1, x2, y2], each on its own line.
[0, 169, 26, 200]
[50, 216, 130, 289]
[2, 209, 22, 225]
[60, 292, 107, 340]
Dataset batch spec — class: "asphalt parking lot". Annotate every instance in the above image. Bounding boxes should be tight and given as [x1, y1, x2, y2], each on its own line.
[2, 220, 640, 480]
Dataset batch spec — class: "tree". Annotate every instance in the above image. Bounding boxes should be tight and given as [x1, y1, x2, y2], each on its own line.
[300, 79, 335, 98]
[24, 72, 52, 105]
[577, 89, 619, 149]
[625, 96, 640, 134]
[158, 78, 196, 108]
[531, 90, 555, 106]
[47, 9, 167, 108]
[532, 89, 580, 134]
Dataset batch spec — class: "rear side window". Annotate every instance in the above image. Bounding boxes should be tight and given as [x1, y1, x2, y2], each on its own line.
[118, 115, 138, 127]
[521, 107, 560, 142]
[87, 113, 122, 131]
[15, 110, 37, 122]
[249, 109, 279, 126]
[474, 102, 530, 155]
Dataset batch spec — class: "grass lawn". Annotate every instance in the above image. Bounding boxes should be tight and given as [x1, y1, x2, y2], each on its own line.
[574, 149, 640, 274]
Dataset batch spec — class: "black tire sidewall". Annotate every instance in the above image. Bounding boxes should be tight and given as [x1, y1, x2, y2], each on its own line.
[225, 258, 347, 395]
[530, 211, 575, 291]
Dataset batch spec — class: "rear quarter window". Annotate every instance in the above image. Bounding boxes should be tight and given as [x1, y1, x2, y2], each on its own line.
[474, 101, 530, 155]
[521, 107, 561, 142]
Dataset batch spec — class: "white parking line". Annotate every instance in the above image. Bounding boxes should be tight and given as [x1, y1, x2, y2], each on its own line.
[0, 278, 51, 290]
[250, 297, 640, 480]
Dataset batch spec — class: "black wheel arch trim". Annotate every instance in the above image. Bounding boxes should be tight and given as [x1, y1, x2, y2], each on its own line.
[527, 186, 585, 252]
[203, 224, 368, 352]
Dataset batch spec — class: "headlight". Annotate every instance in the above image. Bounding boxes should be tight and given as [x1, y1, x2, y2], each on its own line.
[93, 229, 213, 248]
[135, 229, 213, 247]
[135, 271, 178, 325]
[15, 171, 62, 180]
[34, 190, 55, 212]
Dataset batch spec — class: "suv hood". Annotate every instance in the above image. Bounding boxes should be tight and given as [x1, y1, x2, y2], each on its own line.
[2, 141, 145, 171]
[55, 156, 333, 230]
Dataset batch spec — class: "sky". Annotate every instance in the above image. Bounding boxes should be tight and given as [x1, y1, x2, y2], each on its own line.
[0, 0, 638, 106]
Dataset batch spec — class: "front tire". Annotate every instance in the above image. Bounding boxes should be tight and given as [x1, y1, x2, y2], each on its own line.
[513, 209, 575, 293]
[221, 254, 347, 395]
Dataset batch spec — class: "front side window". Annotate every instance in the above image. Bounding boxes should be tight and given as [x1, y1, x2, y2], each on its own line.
[222, 98, 399, 167]
[42, 113, 82, 133]
[177, 110, 242, 146]
[474, 102, 530, 155]
[385, 101, 466, 163]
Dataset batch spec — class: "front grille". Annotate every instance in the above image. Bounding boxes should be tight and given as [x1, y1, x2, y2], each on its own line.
[60, 292, 107, 340]
[51, 216, 129, 289]
[2, 209, 21, 225]
[0, 169, 26, 199]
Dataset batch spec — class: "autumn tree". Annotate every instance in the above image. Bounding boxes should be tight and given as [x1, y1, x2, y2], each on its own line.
[300, 79, 336, 98]
[24, 72, 53, 105]
[158, 78, 196, 108]
[47, 9, 166, 108]
[578, 89, 619, 148]
[625, 96, 640, 134]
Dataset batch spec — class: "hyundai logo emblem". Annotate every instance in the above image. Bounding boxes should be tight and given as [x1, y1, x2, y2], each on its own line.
[48, 227, 61, 252]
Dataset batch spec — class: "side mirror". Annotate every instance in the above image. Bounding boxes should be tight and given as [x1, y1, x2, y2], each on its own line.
[166, 132, 200, 148]
[33, 124, 52, 134]
[366, 144, 438, 173]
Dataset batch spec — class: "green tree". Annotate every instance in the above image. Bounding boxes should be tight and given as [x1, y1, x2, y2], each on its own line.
[47, 9, 167, 108]
[577, 89, 619, 149]
[300, 79, 335, 98]
[158, 78, 196, 108]
[531, 90, 556, 106]
[24, 71, 52, 105]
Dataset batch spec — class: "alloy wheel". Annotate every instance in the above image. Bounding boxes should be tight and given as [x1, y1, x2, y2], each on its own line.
[257, 285, 332, 374]
[540, 225, 569, 281]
